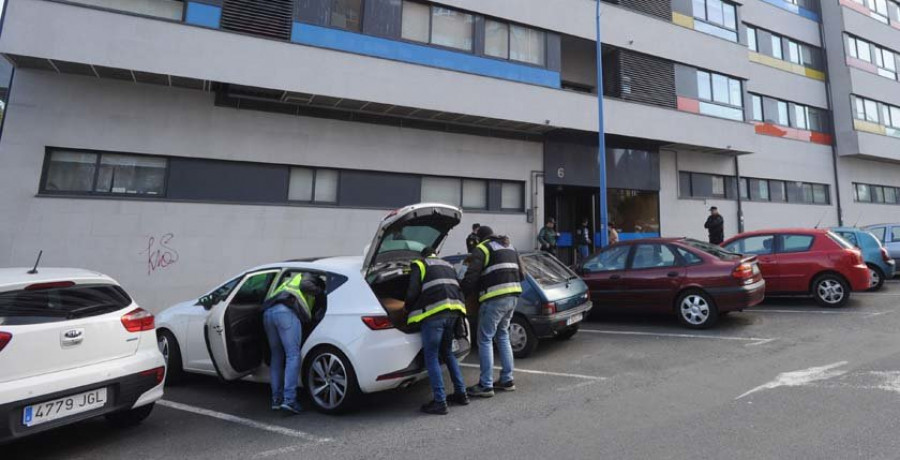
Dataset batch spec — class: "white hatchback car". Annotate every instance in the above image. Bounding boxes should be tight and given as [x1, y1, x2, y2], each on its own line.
[0, 268, 165, 443]
[155, 203, 471, 413]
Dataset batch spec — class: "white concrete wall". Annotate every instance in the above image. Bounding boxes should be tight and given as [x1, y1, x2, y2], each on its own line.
[838, 157, 900, 227]
[659, 149, 740, 241]
[0, 70, 542, 312]
[67, 0, 183, 19]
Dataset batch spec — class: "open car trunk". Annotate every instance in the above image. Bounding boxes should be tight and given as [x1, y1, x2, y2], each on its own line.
[363, 204, 463, 332]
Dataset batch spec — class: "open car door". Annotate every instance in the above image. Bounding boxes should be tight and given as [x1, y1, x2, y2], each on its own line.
[205, 269, 280, 381]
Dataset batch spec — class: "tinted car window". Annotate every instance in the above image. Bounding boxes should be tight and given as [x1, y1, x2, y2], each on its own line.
[781, 235, 815, 253]
[683, 239, 741, 261]
[868, 226, 886, 243]
[276, 270, 348, 295]
[584, 245, 630, 273]
[723, 235, 774, 255]
[231, 272, 277, 305]
[521, 253, 576, 287]
[675, 247, 703, 264]
[0, 284, 132, 326]
[892, 227, 900, 242]
[631, 244, 678, 269]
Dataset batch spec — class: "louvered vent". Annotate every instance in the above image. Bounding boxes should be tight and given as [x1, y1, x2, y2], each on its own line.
[618, 0, 672, 20]
[618, 51, 676, 109]
[220, 0, 294, 40]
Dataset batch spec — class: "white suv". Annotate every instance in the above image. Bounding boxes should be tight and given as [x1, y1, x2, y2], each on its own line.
[0, 268, 165, 443]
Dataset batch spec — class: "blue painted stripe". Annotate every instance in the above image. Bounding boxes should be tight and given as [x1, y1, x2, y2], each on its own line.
[617, 232, 661, 242]
[760, 0, 820, 21]
[290, 23, 561, 88]
[185, 2, 221, 28]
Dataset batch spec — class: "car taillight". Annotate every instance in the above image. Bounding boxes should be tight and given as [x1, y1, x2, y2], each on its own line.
[362, 316, 395, 330]
[882, 247, 891, 263]
[140, 366, 166, 385]
[0, 332, 11, 352]
[732, 263, 754, 280]
[541, 302, 557, 315]
[851, 250, 863, 265]
[25, 281, 75, 290]
[121, 308, 155, 332]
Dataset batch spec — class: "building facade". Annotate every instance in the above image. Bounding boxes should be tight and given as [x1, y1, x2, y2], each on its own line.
[0, 0, 899, 311]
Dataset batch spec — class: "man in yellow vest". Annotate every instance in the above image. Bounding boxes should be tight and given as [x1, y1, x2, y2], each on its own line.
[262, 273, 326, 415]
[404, 246, 469, 415]
[461, 226, 524, 398]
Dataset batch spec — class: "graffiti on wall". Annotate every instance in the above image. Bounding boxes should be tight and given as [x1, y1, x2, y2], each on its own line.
[143, 233, 179, 275]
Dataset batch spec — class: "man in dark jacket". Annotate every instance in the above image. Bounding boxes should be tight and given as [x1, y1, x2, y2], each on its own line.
[261, 273, 326, 414]
[466, 223, 481, 253]
[705, 207, 725, 245]
[461, 226, 524, 397]
[537, 219, 558, 255]
[405, 247, 469, 415]
[576, 218, 592, 264]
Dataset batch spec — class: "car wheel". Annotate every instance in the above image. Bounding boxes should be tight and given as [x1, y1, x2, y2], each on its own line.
[157, 330, 184, 385]
[676, 290, 719, 329]
[509, 315, 538, 359]
[813, 274, 850, 308]
[555, 325, 579, 341]
[304, 346, 360, 414]
[105, 403, 154, 427]
[867, 265, 885, 292]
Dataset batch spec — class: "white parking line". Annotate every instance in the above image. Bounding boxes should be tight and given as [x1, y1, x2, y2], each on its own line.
[745, 308, 891, 317]
[157, 400, 330, 444]
[579, 328, 776, 346]
[458, 363, 607, 381]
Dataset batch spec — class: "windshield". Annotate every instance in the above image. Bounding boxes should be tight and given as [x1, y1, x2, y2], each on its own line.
[827, 231, 855, 250]
[521, 253, 576, 286]
[377, 225, 442, 260]
[0, 284, 132, 326]
[683, 239, 742, 260]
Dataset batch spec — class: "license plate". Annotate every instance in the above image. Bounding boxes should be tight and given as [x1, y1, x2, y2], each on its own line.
[451, 339, 460, 353]
[566, 313, 583, 326]
[22, 388, 107, 427]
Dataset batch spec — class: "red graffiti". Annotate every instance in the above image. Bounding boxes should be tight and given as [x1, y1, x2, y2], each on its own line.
[144, 233, 179, 275]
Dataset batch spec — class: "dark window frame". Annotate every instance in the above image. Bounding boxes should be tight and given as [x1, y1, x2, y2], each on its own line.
[39, 147, 170, 199]
[287, 166, 341, 205]
[853, 182, 900, 204]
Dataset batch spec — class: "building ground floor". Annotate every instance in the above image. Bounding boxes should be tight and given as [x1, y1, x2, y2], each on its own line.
[4, 69, 900, 311]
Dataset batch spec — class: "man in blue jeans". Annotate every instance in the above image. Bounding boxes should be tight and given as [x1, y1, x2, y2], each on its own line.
[261, 273, 326, 414]
[405, 247, 469, 415]
[462, 226, 524, 397]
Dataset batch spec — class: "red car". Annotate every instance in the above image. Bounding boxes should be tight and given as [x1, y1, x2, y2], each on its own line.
[721, 228, 869, 308]
[580, 238, 765, 329]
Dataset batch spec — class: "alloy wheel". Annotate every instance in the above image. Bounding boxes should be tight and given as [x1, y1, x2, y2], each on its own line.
[508, 322, 528, 352]
[680, 295, 710, 326]
[157, 335, 170, 365]
[817, 279, 845, 304]
[309, 353, 348, 410]
[869, 268, 881, 288]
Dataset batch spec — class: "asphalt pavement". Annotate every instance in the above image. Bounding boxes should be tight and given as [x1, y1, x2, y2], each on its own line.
[9, 281, 900, 459]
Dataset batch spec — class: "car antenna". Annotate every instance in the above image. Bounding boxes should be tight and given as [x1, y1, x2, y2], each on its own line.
[27, 250, 43, 275]
[813, 210, 827, 229]
[851, 212, 862, 228]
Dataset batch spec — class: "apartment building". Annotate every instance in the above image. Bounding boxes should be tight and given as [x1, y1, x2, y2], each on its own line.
[0, 0, 898, 310]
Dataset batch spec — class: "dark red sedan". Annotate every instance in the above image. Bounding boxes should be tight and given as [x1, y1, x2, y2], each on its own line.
[722, 228, 870, 308]
[580, 238, 765, 329]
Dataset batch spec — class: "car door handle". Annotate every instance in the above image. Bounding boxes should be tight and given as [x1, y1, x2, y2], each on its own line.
[667, 272, 679, 278]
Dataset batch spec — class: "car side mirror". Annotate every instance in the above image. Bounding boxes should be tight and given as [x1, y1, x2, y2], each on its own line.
[197, 295, 217, 310]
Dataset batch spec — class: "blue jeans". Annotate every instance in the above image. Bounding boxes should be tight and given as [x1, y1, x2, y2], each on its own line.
[577, 245, 590, 263]
[421, 314, 466, 404]
[478, 296, 517, 388]
[263, 304, 302, 407]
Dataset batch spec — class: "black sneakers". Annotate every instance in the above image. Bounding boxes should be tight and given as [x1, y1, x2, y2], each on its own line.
[447, 392, 470, 406]
[466, 384, 495, 398]
[421, 400, 449, 415]
[493, 380, 516, 392]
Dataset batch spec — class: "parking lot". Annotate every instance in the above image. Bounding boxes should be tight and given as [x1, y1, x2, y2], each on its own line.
[10, 281, 900, 460]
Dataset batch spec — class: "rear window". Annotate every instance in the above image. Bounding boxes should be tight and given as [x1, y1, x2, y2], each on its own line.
[521, 253, 576, 287]
[0, 284, 132, 326]
[683, 239, 741, 261]
[827, 232, 854, 250]
[781, 234, 815, 253]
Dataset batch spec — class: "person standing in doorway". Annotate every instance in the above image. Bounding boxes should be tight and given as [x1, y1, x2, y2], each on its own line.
[462, 226, 523, 397]
[576, 218, 592, 263]
[405, 246, 469, 415]
[537, 219, 559, 255]
[705, 207, 725, 245]
[261, 273, 326, 415]
[466, 223, 481, 253]
[608, 221, 619, 246]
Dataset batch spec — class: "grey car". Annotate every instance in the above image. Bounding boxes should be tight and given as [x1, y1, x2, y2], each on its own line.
[445, 251, 593, 358]
[863, 224, 900, 270]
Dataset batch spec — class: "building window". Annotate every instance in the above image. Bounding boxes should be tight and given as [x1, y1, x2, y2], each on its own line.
[747, 26, 758, 51]
[787, 40, 801, 64]
[42, 150, 167, 196]
[856, 183, 871, 202]
[681, 172, 827, 204]
[680, 172, 732, 198]
[289, 167, 339, 203]
[329, 0, 363, 32]
[500, 182, 524, 210]
[751, 94, 763, 121]
[794, 105, 809, 130]
[510, 25, 545, 65]
[401, 1, 430, 43]
[484, 20, 509, 59]
[855, 183, 900, 204]
[771, 35, 783, 59]
[430, 6, 474, 51]
[421, 176, 461, 206]
[749, 178, 770, 201]
[462, 179, 487, 209]
[693, 0, 738, 32]
[695, 70, 743, 120]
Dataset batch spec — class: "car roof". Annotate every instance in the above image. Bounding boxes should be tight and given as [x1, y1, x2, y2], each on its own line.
[731, 228, 830, 237]
[0, 267, 116, 291]
[612, 237, 685, 245]
[253, 256, 364, 276]
[831, 227, 864, 233]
